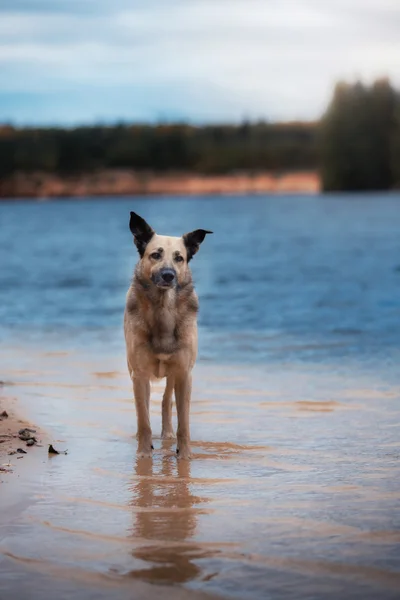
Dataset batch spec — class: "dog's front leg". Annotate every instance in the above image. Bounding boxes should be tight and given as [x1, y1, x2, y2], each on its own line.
[175, 373, 192, 460]
[133, 376, 152, 458]
[161, 376, 175, 440]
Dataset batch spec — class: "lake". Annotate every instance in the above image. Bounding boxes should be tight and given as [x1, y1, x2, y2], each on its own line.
[1, 193, 400, 599]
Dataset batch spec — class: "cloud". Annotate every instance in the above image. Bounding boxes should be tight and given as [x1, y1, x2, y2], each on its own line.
[0, 0, 399, 124]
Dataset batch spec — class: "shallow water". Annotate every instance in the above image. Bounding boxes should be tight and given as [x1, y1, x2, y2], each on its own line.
[1, 194, 400, 599]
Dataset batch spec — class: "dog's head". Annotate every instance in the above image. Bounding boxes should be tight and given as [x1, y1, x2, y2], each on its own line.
[129, 212, 212, 289]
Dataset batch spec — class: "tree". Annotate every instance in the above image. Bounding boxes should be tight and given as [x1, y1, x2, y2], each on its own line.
[319, 79, 400, 191]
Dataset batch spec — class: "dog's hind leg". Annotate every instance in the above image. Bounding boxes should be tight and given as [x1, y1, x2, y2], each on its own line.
[161, 376, 175, 440]
[133, 376, 152, 458]
[175, 373, 192, 460]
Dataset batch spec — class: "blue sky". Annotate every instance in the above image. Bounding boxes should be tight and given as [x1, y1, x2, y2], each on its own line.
[1, 0, 399, 125]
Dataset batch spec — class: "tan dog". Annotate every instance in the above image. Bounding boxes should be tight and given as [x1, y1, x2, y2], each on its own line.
[124, 212, 212, 459]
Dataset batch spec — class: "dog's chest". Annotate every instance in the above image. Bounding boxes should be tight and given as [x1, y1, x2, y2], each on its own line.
[147, 303, 179, 355]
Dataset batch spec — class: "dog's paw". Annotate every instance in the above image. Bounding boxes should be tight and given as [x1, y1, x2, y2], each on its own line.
[137, 449, 153, 459]
[137, 440, 153, 459]
[176, 447, 192, 460]
[161, 430, 176, 440]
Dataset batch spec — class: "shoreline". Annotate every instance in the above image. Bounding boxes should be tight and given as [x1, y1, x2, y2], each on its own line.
[0, 390, 46, 479]
[0, 169, 320, 199]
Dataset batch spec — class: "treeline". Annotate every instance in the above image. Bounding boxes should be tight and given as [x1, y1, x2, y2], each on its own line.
[0, 122, 317, 178]
[319, 78, 400, 191]
[1, 78, 399, 191]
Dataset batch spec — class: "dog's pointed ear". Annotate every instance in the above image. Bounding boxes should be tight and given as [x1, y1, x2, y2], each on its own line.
[129, 212, 155, 257]
[183, 229, 213, 262]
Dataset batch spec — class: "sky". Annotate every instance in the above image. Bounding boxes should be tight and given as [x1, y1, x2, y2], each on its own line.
[1, 0, 399, 125]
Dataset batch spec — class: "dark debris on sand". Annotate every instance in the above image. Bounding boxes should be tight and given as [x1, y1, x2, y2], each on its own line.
[18, 428, 37, 446]
[48, 444, 68, 455]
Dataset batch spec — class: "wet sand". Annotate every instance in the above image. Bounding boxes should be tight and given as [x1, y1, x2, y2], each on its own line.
[0, 345, 400, 600]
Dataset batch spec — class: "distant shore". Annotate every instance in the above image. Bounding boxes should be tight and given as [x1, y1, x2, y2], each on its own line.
[0, 170, 320, 198]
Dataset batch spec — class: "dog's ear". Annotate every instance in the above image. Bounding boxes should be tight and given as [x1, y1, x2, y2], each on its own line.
[183, 229, 213, 262]
[129, 212, 155, 257]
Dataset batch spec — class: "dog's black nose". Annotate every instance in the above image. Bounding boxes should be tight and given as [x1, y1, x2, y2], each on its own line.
[161, 269, 176, 283]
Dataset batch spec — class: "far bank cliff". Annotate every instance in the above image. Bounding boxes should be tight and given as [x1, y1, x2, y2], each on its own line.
[0, 170, 320, 199]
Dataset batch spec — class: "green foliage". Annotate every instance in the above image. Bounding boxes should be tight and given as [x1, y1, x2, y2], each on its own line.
[0, 122, 317, 177]
[319, 79, 400, 191]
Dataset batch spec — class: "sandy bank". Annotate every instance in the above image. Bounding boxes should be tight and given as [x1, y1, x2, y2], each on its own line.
[0, 169, 320, 198]
[0, 389, 44, 478]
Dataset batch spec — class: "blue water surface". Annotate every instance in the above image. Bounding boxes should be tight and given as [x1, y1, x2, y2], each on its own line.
[1, 193, 400, 365]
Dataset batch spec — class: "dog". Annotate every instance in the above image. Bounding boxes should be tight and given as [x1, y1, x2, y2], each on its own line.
[124, 212, 212, 459]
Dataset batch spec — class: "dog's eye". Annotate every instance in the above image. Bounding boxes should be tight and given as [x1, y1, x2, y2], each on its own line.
[175, 255, 184, 263]
[150, 252, 161, 260]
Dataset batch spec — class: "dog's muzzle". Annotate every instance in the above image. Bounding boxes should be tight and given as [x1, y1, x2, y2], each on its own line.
[152, 268, 177, 288]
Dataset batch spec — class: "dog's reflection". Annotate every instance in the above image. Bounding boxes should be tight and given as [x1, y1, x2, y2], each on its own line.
[128, 443, 210, 584]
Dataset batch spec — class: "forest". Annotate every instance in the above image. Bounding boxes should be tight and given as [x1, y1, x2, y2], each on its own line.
[0, 79, 399, 192]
